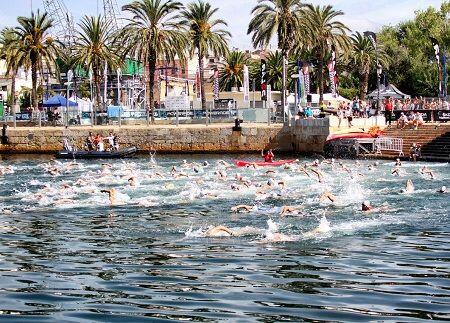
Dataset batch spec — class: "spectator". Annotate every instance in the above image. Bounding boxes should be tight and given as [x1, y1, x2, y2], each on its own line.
[384, 97, 393, 125]
[397, 112, 409, 129]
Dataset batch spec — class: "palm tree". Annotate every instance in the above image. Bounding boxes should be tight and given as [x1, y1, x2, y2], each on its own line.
[181, 0, 231, 110]
[217, 50, 249, 91]
[300, 4, 350, 103]
[73, 15, 121, 118]
[248, 0, 303, 112]
[350, 32, 389, 99]
[14, 11, 60, 111]
[120, 0, 187, 122]
[0, 27, 26, 113]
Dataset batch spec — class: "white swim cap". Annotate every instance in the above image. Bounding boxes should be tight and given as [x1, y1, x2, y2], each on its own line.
[441, 186, 447, 192]
[362, 200, 371, 207]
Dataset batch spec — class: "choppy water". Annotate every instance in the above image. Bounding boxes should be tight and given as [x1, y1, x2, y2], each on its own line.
[0, 154, 449, 322]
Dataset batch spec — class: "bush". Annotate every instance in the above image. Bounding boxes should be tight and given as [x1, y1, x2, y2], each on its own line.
[339, 88, 358, 100]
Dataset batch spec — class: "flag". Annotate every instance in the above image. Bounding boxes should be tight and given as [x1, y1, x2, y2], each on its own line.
[327, 49, 337, 96]
[243, 65, 249, 102]
[302, 64, 310, 95]
[104, 62, 108, 106]
[213, 69, 219, 100]
[261, 59, 267, 101]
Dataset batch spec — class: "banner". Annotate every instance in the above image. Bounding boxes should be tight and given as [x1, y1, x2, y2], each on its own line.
[302, 64, 310, 95]
[327, 50, 337, 96]
[243, 65, 249, 102]
[213, 69, 219, 100]
[261, 59, 267, 101]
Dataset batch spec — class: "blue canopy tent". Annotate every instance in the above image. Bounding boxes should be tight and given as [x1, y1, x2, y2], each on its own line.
[43, 95, 78, 107]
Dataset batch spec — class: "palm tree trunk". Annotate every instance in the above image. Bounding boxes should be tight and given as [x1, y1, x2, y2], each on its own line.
[318, 54, 324, 104]
[93, 65, 101, 125]
[198, 49, 206, 110]
[10, 70, 16, 108]
[147, 49, 156, 123]
[31, 59, 38, 112]
[360, 67, 369, 100]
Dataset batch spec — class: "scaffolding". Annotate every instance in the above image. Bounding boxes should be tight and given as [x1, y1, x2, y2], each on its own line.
[42, 0, 75, 45]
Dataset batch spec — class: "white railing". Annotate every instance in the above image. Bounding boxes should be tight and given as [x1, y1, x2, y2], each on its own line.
[374, 137, 404, 156]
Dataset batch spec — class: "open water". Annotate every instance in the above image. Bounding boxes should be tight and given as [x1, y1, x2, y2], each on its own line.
[0, 154, 449, 322]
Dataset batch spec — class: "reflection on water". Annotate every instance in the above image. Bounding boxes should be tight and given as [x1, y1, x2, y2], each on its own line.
[0, 154, 449, 321]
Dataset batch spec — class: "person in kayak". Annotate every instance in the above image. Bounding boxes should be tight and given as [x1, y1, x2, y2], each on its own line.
[261, 149, 274, 163]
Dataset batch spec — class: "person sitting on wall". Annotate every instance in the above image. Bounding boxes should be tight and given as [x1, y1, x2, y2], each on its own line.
[397, 112, 409, 129]
[304, 106, 314, 118]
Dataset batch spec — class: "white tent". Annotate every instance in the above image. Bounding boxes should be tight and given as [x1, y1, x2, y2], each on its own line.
[310, 93, 351, 103]
[367, 84, 410, 99]
[70, 96, 93, 112]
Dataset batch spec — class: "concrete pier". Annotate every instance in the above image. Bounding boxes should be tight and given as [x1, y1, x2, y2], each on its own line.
[0, 123, 294, 154]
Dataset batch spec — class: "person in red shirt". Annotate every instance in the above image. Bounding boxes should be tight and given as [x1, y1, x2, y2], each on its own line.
[261, 149, 274, 163]
[384, 98, 393, 125]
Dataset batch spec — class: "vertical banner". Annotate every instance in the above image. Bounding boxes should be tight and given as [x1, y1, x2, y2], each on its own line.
[195, 68, 201, 101]
[104, 61, 108, 108]
[213, 69, 219, 101]
[261, 59, 267, 101]
[243, 65, 249, 102]
[117, 68, 121, 105]
[296, 60, 303, 103]
[302, 64, 310, 95]
[327, 50, 337, 96]
[267, 84, 272, 107]
[433, 43, 442, 97]
[443, 49, 448, 98]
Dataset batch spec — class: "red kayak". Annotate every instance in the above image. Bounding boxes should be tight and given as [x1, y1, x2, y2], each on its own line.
[233, 159, 296, 167]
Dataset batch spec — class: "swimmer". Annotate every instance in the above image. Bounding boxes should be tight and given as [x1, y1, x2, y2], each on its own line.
[205, 225, 234, 237]
[101, 188, 117, 205]
[361, 200, 389, 213]
[401, 179, 414, 193]
[128, 177, 137, 187]
[231, 205, 254, 213]
[437, 186, 448, 194]
[280, 206, 301, 217]
[319, 191, 337, 203]
[391, 167, 401, 176]
[420, 166, 435, 179]
[310, 168, 324, 182]
[395, 158, 402, 167]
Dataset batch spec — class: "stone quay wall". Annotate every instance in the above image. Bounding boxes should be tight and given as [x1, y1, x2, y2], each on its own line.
[0, 124, 294, 154]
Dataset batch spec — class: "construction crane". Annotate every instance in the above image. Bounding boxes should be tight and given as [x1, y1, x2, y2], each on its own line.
[42, 0, 75, 45]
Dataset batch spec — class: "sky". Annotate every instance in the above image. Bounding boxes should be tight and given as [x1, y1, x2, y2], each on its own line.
[0, 0, 445, 49]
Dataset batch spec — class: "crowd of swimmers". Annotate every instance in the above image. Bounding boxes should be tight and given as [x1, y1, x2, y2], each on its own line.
[1, 152, 448, 242]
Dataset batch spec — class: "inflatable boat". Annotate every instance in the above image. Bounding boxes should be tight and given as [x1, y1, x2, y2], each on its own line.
[233, 159, 296, 167]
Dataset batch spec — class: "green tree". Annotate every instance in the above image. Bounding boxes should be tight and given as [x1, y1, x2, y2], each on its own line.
[300, 4, 350, 103]
[14, 10, 60, 110]
[120, 0, 187, 122]
[0, 27, 26, 110]
[217, 50, 249, 91]
[248, 0, 303, 110]
[73, 16, 121, 117]
[181, 0, 230, 110]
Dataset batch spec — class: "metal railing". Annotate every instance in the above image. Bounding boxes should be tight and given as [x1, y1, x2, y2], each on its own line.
[374, 137, 404, 156]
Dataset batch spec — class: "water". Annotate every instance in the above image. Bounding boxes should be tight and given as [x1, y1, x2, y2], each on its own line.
[0, 154, 449, 322]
